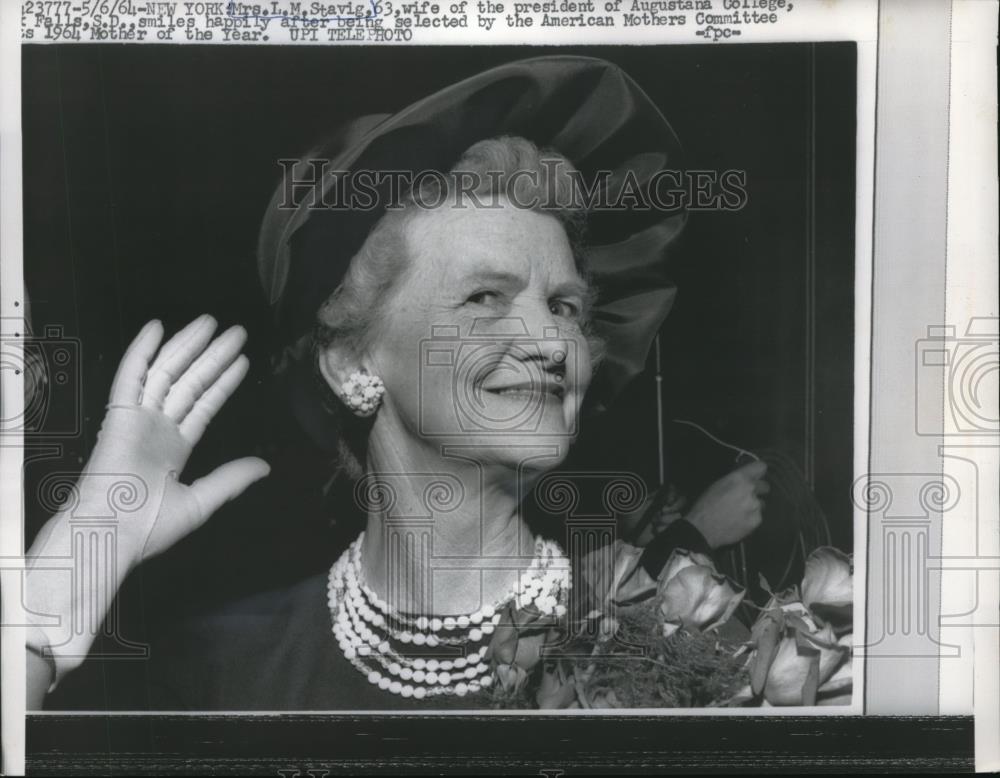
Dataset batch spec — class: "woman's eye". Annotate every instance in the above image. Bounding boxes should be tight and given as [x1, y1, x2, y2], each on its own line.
[466, 291, 499, 305]
[549, 299, 579, 318]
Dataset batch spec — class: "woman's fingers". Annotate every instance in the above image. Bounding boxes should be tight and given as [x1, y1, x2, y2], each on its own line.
[140, 315, 217, 409]
[187, 457, 271, 524]
[178, 354, 249, 444]
[108, 320, 164, 405]
[161, 325, 247, 422]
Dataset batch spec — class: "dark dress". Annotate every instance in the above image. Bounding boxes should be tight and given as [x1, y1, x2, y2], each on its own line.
[45, 520, 708, 711]
[145, 573, 494, 711]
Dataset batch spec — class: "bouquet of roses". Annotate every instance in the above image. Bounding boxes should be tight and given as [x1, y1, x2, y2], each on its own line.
[508, 542, 854, 709]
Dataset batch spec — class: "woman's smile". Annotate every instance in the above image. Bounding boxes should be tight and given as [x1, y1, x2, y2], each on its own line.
[481, 381, 566, 401]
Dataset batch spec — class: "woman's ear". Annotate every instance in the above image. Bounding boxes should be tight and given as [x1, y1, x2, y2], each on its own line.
[318, 344, 385, 417]
[316, 343, 354, 402]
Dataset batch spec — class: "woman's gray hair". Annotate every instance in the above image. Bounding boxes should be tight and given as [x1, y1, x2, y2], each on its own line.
[313, 135, 600, 479]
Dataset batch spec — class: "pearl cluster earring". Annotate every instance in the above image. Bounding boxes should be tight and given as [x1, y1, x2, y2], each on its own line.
[341, 370, 385, 417]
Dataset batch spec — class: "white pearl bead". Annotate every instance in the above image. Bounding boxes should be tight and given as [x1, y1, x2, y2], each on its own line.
[413, 658, 426, 669]
[389, 662, 401, 675]
[455, 683, 468, 697]
[440, 661, 453, 671]
[469, 629, 482, 642]
[415, 616, 429, 631]
[482, 623, 495, 635]
[344, 647, 357, 659]
[470, 611, 483, 625]
[426, 659, 440, 671]
[401, 685, 414, 698]
[358, 645, 371, 657]
[378, 641, 390, 654]
[443, 617, 457, 631]
[399, 631, 412, 644]
[464, 667, 478, 679]
[389, 681, 402, 695]
[430, 618, 443, 632]
[426, 672, 439, 684]
[480, 675, 493, 688]
[439, 672, 452, 685]
[412, 633, 427, 646]
[413, 687, 427, 700]
[482, 604, 495, 619]
[378, 677, 391, 690]
[555, 604, 567, 618]
[400, 667, 414, 680]
[457, 615, 470, 629]
[425, 635, 439, 648]
[413, 670, 426, 683]
[367, 671, 380, 684]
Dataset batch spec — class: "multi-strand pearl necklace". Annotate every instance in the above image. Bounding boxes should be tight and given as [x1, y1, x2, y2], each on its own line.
[327, 532, 571, 700]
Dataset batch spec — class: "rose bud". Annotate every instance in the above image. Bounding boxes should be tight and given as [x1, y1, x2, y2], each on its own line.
[762, 623, 848, 706]
[816, 631, 854, 704]
[818, 653, 853, 696]
[801, 547, 853, 628]
[495, 663, 529, 694]
[536, 663, 577, 710]
[658, 549, 716, 587]
[659, 565, 746, 637]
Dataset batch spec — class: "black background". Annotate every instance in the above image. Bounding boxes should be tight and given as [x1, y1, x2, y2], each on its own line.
[22, 43, 856, 709]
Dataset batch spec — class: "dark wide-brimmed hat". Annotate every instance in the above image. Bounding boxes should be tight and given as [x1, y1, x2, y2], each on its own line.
[258, 55, 687, 451]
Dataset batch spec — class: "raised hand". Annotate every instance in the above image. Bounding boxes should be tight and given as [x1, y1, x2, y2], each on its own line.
[95, 315, 270, 561]
[25, 316, 270, 690]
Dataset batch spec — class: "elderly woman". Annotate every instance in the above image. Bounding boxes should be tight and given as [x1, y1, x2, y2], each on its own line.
[25, 57, 767, 710]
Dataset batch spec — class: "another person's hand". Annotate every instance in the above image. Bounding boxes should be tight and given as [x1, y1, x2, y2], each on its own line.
[25, 316, 270, 692]
[684, 460, 769, 549]
[630, 485, 687, 547]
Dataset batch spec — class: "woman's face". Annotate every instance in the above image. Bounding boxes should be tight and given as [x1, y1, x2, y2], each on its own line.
[366, 196, 594, 471]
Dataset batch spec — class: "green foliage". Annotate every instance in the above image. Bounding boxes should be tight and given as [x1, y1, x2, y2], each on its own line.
[577, 599, 749, 708]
